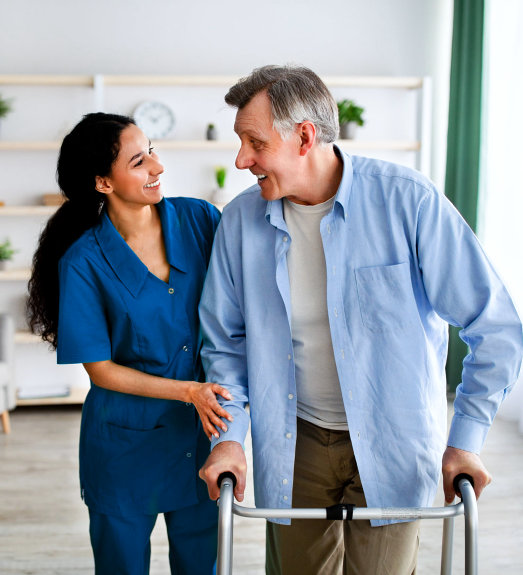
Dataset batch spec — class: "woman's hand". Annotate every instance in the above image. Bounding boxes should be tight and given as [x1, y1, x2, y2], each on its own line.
[82, 361, 234, 439]
[188, 382, 234, 440]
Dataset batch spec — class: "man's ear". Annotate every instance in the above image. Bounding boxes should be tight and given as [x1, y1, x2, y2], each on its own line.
[95, 175, 113, 195]
[298, 121, 316, 156]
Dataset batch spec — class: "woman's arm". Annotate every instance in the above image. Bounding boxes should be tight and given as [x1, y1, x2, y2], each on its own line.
[83, 360, 233, 439]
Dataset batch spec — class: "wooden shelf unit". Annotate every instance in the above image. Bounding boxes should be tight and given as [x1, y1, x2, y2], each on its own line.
[0, 268, 31, 281]
[0, 205, 57, 216]
[0, 139, 421, 153]
[16, 385, 88, 406]
[0, 73, 431, 405]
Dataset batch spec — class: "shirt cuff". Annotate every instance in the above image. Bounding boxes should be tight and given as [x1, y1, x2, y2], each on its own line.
[447, 413, 491, 454]
[210, 404, 250, 451]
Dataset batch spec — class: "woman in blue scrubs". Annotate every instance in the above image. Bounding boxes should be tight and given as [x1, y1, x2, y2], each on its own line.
[27, 113, 231, 574]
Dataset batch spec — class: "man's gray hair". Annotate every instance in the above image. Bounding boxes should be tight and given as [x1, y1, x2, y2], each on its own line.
[225, 65, 339, 144]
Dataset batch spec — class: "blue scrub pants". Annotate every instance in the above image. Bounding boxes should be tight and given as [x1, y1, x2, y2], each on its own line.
[89, 498, 218, 575]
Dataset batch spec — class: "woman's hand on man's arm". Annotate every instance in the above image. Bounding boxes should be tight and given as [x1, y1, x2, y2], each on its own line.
[83, 360, 233, 439]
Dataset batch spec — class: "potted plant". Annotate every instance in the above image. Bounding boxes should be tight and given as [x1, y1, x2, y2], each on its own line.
[0, 94, 13, 137]
[212, 166, 229, 205]
[0, 238, 16, 270]
[206, 123, 218, 141]
[337, 99, 365, 140]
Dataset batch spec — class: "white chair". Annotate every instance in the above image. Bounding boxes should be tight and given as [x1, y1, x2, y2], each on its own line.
[0, 313, 15, 434]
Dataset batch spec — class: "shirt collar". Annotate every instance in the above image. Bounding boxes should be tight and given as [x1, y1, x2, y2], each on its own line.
[94, 198, 187, 297]
[156, 198, 188, 274]
[332, 144, 353, 221]
[264, 144, 353, 227]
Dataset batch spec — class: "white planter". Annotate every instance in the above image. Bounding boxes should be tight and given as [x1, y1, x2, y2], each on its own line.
[212, 187, 233, 206]
[340, 122, 358, 140]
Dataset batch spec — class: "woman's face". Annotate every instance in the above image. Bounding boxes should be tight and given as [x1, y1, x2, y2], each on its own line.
[96, 124, 165, 208]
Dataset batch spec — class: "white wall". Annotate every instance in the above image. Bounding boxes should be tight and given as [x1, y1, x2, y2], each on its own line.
[0, 0, 454, 396]
[0, 0, 453, 187]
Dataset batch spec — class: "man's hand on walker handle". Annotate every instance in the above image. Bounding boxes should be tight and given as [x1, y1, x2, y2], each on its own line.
[199, 440, 247, 502]
[188, 382, 233, 440]
[442, 445, 492, 503]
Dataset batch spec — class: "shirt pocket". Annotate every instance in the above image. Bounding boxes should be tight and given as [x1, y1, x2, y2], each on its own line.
[354, 262, 419, 332]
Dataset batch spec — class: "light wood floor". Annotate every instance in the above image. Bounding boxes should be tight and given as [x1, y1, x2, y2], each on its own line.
[1, 403, 522, 574]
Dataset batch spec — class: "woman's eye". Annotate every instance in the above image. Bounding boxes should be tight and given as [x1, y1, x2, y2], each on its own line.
[134, 159, 144, 167]
[149, 147, 155, 155]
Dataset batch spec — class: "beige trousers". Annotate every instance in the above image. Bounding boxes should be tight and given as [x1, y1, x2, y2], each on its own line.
[266, 418, 419, 575]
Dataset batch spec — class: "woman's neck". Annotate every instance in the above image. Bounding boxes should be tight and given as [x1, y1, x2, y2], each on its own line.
[107, 201, 160, 243]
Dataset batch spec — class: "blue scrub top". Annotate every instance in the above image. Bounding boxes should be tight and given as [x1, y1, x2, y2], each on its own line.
[57, 197, 221, 517]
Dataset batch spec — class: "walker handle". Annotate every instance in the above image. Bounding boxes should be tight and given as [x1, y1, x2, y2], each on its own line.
[453, 473, 475, 499]
[217, 471, 238, 490]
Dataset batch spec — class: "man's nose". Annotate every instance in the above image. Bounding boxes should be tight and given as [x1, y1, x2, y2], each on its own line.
[235, 145, 254, 170]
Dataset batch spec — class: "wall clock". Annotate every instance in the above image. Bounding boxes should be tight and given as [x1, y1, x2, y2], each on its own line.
[133, 101, 175, 139]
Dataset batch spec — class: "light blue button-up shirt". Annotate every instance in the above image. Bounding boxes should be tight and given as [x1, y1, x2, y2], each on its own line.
[199, 150, 522, 525]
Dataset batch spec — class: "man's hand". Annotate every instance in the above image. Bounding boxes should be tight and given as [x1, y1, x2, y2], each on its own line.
[442, 446, 492, 503]
[199, 440, 247, 502]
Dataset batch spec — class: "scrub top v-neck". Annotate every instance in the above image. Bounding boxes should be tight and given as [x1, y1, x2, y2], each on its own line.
[57, 197, 220, 518]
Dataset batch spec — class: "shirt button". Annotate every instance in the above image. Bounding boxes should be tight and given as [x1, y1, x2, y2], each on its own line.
[186, 452, 192, 458]
[282, 478, 288, 485]
[283, 495, 288, 501]
[185, 402, 192, 407]
[288, 394, 294, 400]
[327, 224, 331, 233]
[283, 236, 288, 242]
[287, 354, 291, 360]
[182, 345, 189, 352]
[285, 432, 292, 439]
[168, 287, 174, 294]
[334, 307, 338, 317]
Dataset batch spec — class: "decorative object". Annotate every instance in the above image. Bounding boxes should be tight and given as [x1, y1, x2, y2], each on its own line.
[42, 193, 65, 206]
[206, 123, 218, 140]
[133, 101, 175, 139]
[0, 238, 16, 270]
[0, 94, 12, 119]
[337, 99, 365, 139]
[212, 166, 230, 205]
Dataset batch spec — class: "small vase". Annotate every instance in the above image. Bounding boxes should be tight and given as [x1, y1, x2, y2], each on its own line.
[212, 187, 231, 206]
[340, 122, 357, 140]
[206, 125, 218, 141]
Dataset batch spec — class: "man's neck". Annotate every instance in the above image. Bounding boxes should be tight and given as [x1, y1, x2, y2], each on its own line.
[287, 145, 343, 206]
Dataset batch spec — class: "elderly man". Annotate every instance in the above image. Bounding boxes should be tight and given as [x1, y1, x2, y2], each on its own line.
[199, 65, 522, 574]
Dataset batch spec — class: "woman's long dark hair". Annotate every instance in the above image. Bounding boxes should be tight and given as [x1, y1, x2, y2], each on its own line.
[27, 112, 136, 348]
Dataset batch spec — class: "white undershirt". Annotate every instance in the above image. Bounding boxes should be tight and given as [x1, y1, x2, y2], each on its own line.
[283, 196, 348, 430]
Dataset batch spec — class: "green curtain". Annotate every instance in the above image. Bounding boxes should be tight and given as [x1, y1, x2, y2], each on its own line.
[444, 0, 485, 393]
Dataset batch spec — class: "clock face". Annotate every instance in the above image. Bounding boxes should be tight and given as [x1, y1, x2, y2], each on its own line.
[133, 101, 175, 139]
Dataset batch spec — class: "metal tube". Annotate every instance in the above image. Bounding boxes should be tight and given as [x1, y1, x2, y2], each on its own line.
[220, 486, 475, 574]
[232, 502, 464, 521]
[217, 478, 235, 575]
[459, 478, 478, 575]
[440, 499, 456, 575]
